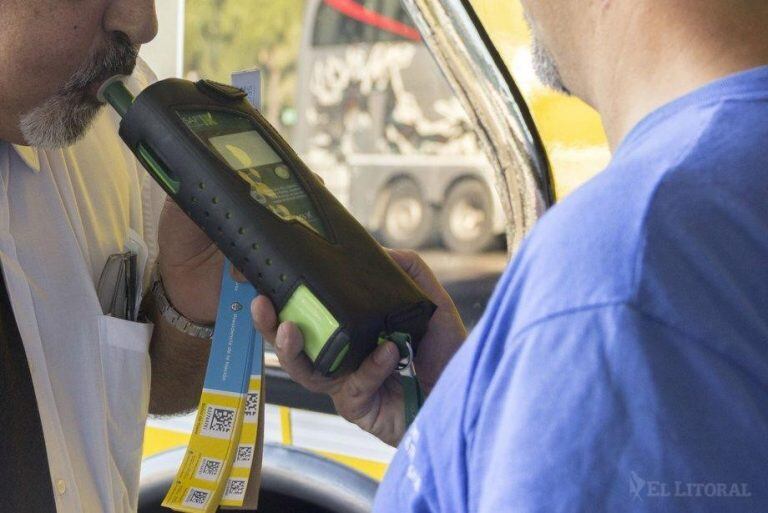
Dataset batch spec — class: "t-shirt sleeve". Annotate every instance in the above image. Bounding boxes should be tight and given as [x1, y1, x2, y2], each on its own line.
[467, 303, 766, 513]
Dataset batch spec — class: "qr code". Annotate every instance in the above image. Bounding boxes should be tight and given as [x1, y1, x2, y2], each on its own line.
[182, 488, 210, 509]
[200, 405, 237, 439]
[244, 391, 260, 421]
[195, 457, 222, 481]
[235, 444, 254, 466]
[223, 478, 247, 500]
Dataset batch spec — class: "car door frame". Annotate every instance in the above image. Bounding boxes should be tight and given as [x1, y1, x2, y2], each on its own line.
[401, 0, 556, 252]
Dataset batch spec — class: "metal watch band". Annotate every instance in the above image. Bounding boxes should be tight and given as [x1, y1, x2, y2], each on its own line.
[151, 268, 214, 339]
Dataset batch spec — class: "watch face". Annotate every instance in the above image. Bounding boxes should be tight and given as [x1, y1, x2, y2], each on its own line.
[179, 109, 329, 239]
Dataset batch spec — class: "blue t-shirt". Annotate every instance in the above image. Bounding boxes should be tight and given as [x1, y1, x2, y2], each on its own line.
[374, 66, 768, 512]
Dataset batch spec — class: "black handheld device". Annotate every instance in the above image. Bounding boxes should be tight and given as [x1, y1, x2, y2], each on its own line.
[99, 77, 435, 376]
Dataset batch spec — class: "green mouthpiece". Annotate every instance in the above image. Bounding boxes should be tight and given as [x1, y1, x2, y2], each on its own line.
[97, 76, 135, 118]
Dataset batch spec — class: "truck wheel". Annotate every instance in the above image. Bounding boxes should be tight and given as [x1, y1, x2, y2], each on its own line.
[440, 179, 496, 254]
[379, 179, 433, 249]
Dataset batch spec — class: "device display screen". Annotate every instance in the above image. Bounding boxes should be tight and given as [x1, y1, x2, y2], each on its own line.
[179, 109, 328, 239]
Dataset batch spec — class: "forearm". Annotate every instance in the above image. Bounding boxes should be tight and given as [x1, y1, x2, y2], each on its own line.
[144, 288, 212, 415]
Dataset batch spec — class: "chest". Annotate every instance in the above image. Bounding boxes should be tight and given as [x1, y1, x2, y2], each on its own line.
[2, 130, 144, 289]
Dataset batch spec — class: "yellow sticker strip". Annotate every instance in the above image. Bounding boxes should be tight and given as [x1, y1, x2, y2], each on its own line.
[162, 267, 257, 512]
[161, 390, 248, 512]
[220, 373, 263, 508]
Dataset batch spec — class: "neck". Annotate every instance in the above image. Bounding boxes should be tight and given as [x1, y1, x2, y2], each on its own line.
[589, 1, 768, 151]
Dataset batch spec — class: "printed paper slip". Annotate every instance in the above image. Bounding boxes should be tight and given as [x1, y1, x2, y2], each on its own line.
[162, 264, 257, 512]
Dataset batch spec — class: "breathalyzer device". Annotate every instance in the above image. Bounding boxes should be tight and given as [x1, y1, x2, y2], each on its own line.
[98, 77, 435, 376]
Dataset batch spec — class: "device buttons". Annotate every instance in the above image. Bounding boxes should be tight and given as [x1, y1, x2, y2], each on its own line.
[196, 80, 247, 102]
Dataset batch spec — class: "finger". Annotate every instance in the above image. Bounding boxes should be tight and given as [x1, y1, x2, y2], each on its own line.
[274, 322, 333, 393]
[334, 341, 400, 419]
[251, 295, 278, 344]
[386, 248, 447, 304]
[229, 265, 248, 283]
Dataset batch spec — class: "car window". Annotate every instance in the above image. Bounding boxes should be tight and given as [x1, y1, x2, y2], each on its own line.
[183, 0, 508, 331]
[313, 0, 419, 46]
[470, 0, 610, 198]
[374, 0, 419, 43]
[139, 0, 554, 483]
[313, 0, 367, 46]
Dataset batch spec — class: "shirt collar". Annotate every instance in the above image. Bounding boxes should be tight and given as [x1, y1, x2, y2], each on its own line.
[10, 144, 41, 173]
[614, 65, 768, 160]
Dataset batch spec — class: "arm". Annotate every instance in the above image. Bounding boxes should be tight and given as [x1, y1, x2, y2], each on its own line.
[143, 287, 212, 415]
[467, 304, 765, 512]
[143, 199, 226, 415]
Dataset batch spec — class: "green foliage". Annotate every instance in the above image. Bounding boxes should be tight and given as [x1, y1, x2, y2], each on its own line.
[184, 0, 306, 125]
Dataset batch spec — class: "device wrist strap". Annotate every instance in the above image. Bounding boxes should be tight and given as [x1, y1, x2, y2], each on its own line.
[382, 332, 424, 428]
[401, 370, 423, 428]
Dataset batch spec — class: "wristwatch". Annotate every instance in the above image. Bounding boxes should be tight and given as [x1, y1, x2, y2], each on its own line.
[150, 267, 215, 339]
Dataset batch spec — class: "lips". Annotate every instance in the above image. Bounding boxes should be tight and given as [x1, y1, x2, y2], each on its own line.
[88, 79, 106, 99]
[87, 66, 134, 102]
[72, 36, 138, 99]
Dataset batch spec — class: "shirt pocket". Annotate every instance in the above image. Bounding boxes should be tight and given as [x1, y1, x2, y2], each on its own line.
[98, 314, 154, 512]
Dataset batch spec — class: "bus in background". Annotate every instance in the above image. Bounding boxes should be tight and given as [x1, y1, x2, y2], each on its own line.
[291, 0, 507, 253]
[290, 0, 610, 254]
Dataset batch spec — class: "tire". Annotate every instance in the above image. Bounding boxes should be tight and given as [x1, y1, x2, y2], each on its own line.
[378, 179, 434, 249]
[440, 179, 496, 254]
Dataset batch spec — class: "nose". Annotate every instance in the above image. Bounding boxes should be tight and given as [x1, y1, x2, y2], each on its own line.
[103, 0, 158, 46]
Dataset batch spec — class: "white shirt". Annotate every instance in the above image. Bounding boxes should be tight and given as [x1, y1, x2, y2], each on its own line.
[0, 60, 165, 513]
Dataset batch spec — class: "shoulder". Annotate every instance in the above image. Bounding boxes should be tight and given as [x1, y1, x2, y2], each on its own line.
[497, 161, 662, 332]
[634, 107, 768, 339]
[500, 92, 768, 334]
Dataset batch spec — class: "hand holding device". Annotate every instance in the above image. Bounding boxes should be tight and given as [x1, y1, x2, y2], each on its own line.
[99, 76, 436, 377]
[253, 249, 467, 446]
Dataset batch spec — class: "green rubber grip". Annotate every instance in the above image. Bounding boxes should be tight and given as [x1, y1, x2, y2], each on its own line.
[279, 285, 346, 371]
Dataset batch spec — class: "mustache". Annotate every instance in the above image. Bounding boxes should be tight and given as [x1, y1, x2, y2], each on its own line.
[64, 33, 139, 93]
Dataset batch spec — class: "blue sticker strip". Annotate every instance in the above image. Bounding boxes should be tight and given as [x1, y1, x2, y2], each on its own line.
[163, 263, 258, 512]
[205, 266, 258, 393]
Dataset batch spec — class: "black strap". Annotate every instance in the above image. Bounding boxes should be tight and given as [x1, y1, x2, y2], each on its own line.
[0, 268, 57, 512]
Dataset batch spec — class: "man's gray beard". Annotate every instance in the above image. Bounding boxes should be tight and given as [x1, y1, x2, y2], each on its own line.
[523, 10, 571, 95]
[19, 91, 102, 149]
[531, 36, 571, 96]
[19, 34, 137, 149]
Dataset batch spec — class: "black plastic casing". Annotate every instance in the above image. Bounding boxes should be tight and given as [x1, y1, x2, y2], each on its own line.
[119, 79, 435, 376]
